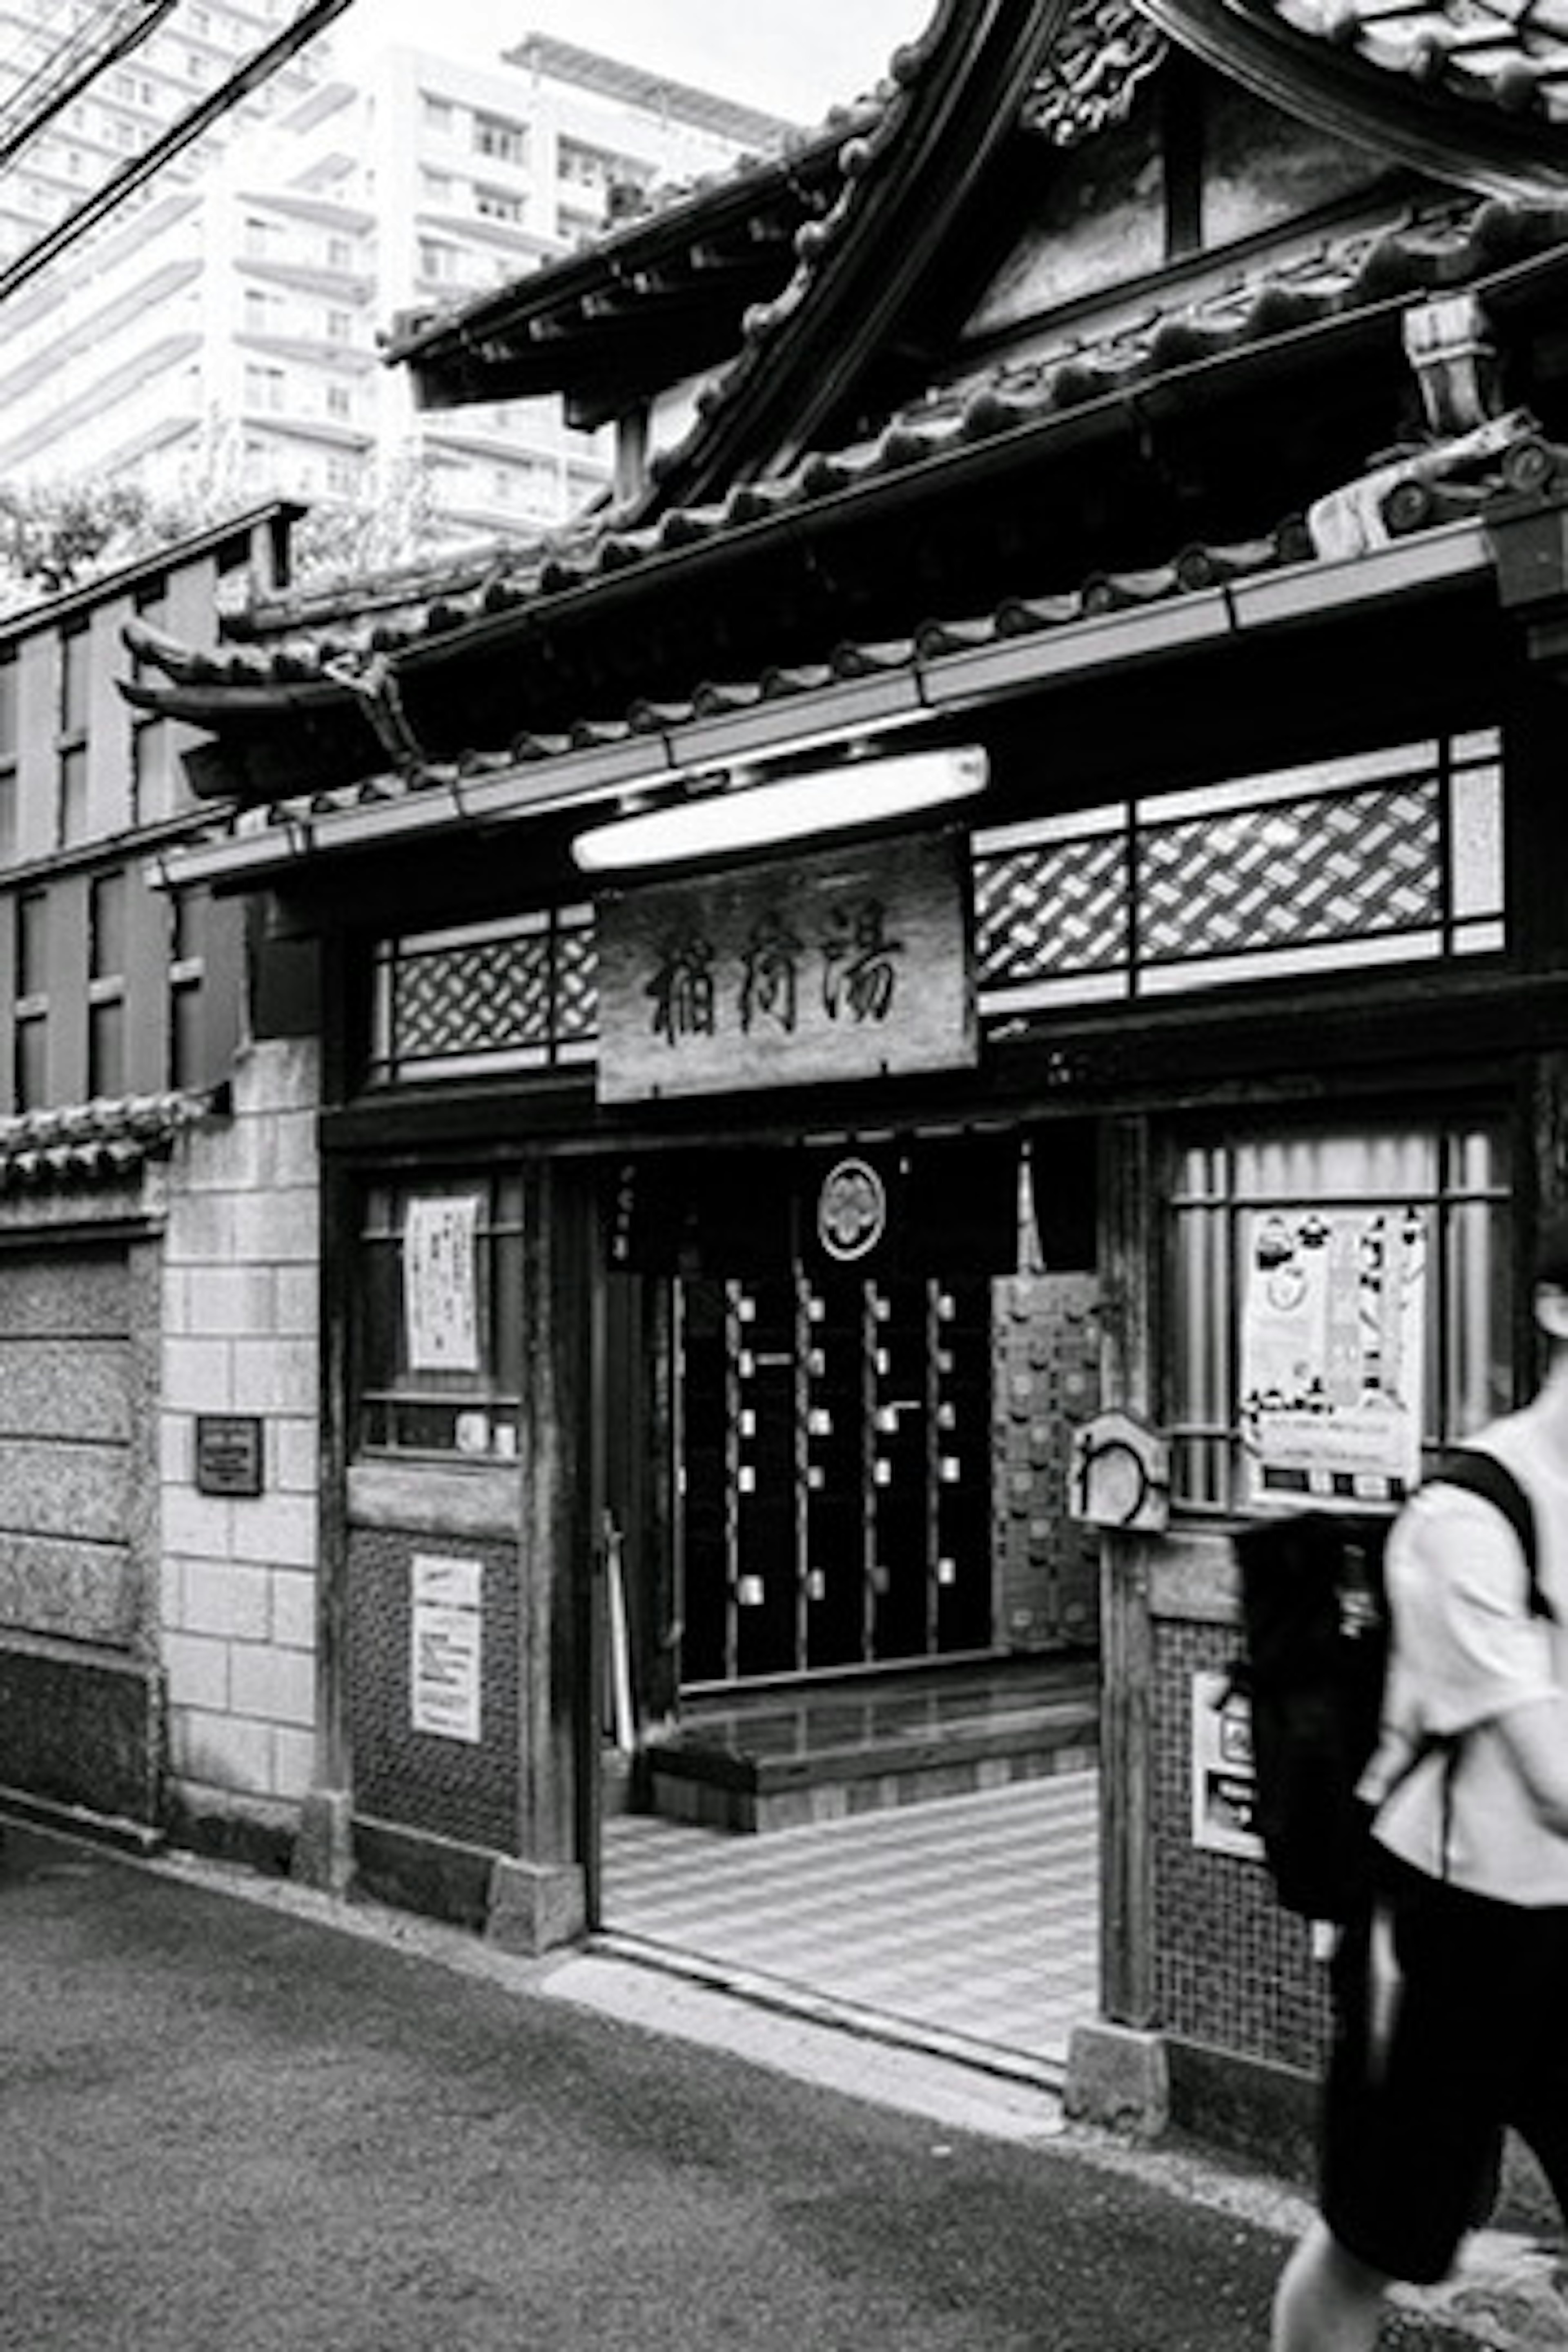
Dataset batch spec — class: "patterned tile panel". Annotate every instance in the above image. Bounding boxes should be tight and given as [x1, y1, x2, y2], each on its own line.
[1154, 1621, 1327, 2071]
[993, 1272, 1102, 1648]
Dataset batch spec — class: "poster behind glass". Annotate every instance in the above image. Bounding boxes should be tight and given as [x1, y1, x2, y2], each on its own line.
[1239, 1204, 1426, 1508]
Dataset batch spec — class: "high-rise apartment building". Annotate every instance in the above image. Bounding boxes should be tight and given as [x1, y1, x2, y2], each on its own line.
[0, 5, 793, 537]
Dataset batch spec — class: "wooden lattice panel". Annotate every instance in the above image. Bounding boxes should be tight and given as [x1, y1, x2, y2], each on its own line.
[1140, 784, 1438, 964]
[375, 907, 597, 1076]
[392, 933, 556, 1061]
[974, 834, 1127, 984]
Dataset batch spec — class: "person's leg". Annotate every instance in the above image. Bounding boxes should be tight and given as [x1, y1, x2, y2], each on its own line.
[1271, 2218, 1391, 2352]
[1289, 1872, 1498, 2348]
[1502, 1911, 1568, 2241]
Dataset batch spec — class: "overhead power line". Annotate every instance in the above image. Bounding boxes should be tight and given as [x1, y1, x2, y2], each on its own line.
[0, 0, 358, 309]
[0, 0, 181, 174]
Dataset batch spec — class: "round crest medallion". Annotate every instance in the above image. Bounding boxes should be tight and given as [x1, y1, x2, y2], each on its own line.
[817, 1157, 888, 1263]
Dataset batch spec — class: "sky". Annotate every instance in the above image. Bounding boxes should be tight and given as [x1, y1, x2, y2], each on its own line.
[360, 0, 937, 126]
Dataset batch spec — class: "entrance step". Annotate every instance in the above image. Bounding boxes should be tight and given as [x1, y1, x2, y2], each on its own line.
[639, 1653, 1098, 1834]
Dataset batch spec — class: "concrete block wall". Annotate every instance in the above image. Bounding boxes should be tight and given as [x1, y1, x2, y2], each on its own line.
[160, 1039, 321, 1831]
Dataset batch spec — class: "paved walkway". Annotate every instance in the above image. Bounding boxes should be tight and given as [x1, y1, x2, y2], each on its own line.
[602, 1773, 1099, 2073]
[4, 1815, 1560, 2351]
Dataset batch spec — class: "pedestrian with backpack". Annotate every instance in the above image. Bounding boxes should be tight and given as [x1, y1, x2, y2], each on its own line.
[1271, 1214, 1568, 2352]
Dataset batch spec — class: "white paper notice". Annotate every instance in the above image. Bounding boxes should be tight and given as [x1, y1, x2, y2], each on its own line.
[403, 1195, 482, 1373]
[1238, 1204, 1427, 1508]
[1190, 1669, 1263, 1861]
[410, 1553, 483, 1743]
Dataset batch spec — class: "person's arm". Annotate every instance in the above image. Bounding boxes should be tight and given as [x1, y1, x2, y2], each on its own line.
[1494, 1693, 1568, 1838]
[1388, 1485, 1568, 1829]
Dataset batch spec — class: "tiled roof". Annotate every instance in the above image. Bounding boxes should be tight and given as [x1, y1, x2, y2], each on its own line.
[176, 414, 1559, 859]
[124, 188, 1568, 709]
[391, 0, 1164, 405]
[0, 1091, 215, 1191]
[1267, 0, 1568, 125]
[1139, 0, 1568, 192]
[514, 0, 1568, 510]
[382, 120, 864, 420]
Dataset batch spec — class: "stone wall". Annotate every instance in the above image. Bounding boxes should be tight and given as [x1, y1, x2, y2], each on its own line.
[0, 1198, 163, 1830]
[0, 1244, 138, 1646]
[160, 1039, 321, 1845]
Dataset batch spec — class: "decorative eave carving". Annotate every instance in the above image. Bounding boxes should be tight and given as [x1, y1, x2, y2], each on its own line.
[1308, 292, 1522, 557]
[1022, 0, 1168, 146]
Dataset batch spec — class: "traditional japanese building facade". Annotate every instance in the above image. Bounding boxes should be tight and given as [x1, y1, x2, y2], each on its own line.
[133, 0, 1568, 2158]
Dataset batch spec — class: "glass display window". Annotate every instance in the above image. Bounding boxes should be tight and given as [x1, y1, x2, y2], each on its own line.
[1167, 1116, 1512, 1513]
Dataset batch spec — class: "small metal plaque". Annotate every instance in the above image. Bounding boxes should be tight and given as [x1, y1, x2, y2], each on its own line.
[195, 1414, 264, 1499]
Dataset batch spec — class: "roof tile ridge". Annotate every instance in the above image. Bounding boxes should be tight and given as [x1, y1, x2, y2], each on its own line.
[635, 11, 951, 514]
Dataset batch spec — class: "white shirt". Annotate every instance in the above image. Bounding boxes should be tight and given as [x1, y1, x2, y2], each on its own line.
[1369, 1404, 1568, 1905]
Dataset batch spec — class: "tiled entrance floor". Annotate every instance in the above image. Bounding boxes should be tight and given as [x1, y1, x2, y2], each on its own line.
[601, 1770, 1099, 2071]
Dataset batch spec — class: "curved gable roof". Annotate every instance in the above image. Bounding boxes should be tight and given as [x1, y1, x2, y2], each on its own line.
[586, 0, 1568, 515]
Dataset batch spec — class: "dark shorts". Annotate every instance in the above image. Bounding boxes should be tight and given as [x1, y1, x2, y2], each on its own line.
[1321, 1858, 1568, 2283]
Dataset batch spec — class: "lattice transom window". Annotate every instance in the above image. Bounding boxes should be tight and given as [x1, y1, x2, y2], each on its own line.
[370, 905, 596, 1083]
[973, 730, 1503, 1011]
[366, 734, 1505, 1084]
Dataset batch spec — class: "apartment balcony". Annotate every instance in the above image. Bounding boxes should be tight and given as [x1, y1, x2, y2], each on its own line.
[237, 252, 377, 302]
[236, 326, 380, 373]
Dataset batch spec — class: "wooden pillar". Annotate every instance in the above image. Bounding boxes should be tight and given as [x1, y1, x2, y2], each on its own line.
[292, 1151, 354, 1895]
[489, 1155, 594, 1951]
[1097, 1114, 1158, 2029]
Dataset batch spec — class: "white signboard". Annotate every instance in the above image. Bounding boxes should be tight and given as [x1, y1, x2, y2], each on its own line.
[1191, 1668, 1263, 1862]
[403, 1194, 482, 1374]
[410, 1552, 483, 1744]
[1239, 1204, 1427, 1509]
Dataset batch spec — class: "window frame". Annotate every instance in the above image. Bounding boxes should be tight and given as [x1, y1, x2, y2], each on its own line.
[1162, 1109, 1515, 1519]
[353, 1169, 527, 1465]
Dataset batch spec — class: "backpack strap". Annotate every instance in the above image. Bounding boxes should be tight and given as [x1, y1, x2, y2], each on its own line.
[1429, 1447, 1551, 1621]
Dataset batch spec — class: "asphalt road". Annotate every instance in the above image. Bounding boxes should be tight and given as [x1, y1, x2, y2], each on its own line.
[0, 1822, 1487, 2352]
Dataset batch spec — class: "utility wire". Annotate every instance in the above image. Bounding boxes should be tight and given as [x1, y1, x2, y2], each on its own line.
[0, 0, 358, 308]
[0, 0, 180, 172]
